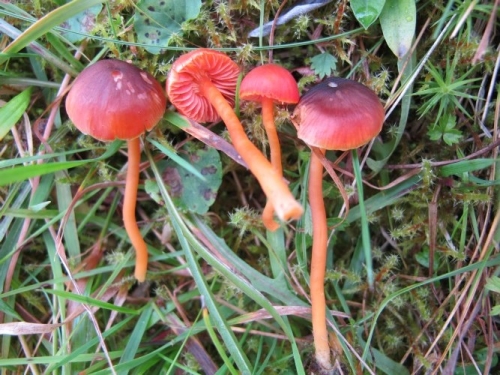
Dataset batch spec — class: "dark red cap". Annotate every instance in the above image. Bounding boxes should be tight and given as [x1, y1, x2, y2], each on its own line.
[292, 77, 384, 150]
[66, 59, 166, 142]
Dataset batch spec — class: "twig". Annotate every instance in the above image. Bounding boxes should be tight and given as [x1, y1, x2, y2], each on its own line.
[386, 137, 500, 170]
[268, 0, 288, 63]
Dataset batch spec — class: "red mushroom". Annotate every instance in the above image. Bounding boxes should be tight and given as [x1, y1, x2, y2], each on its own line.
[239, 64, 300, 231]
[291, 77, 384, 370]
[66, 59, 167, 282]
[167, 49, 303, 223]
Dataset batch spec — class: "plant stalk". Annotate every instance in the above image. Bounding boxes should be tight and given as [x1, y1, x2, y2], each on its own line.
[351, 149, 373, 288]
[123, 137, 148, 282]
[309, 149, 333, 371]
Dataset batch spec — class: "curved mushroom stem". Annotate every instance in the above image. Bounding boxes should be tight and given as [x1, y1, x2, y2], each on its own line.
[309, 148, 333, 371]
[261, 98, 282, 231]
[123, 137, 148, 282]
[199, 80, 303, 222]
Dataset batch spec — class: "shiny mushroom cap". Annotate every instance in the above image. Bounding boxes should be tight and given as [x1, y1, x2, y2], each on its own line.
[66, 59, 166, 142]
[239, 64, 299, 104]
[166, 48, 240, 123]
[292, 77, 384, 151]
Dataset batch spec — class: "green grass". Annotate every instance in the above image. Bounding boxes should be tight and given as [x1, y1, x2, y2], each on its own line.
[1, 0, 500, 374]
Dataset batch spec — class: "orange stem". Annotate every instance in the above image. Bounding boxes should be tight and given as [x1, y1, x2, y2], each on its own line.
[262, 202, 280, 231]
[262, 98, 283, 172]
[261, 98, 281, 231]
[199, 81, 303, 222]
[124, 138, 148, 282]
[309, 149, 332, 371]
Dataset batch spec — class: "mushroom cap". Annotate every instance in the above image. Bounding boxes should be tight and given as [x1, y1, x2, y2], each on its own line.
[166, 49, 240, 123]
[239, 64, 299, 104]
[292, 77, 384, 151]
[66, 59, 166, 142]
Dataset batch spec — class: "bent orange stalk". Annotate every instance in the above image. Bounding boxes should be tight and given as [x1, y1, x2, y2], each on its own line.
[199, 82, 303, 221]
[123, 138, 148, 282]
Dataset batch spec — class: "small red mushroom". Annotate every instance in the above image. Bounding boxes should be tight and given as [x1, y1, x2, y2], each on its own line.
[66, 59, 166, 282]
[292, 77, 384, 370]
[167, 49, 303, 223]
[239, 64, 300, 231]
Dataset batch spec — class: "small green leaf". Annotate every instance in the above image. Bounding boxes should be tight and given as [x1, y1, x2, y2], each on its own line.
[0, 88, 31, 141]
[351, 0, 386, 29]
[144, 179, 162, 205]
[164, 110, 191, 129]
[442, 130, 462, 146]
[427, 129, 442, 142]
[148, 138, 205, 181]
[491, 305, 500, 316]
[59, 3, 102, 42]
[427, 115, 462, 146]
[310, 52, 337, 79]
[380, 0, 416, 58]
[134, 0, 202, 54]
[161, 144, 222, 214]
[485, 276, 500, 294]
[414, 249, 438, 270]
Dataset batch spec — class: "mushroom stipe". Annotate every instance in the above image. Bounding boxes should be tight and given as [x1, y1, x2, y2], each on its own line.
[292, 77, 384, 370]
[66, 59, 167, 282]
[240, 63, 300, 231]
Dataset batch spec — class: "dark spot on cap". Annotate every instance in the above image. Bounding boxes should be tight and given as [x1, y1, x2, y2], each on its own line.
[147, 6, 155, 11]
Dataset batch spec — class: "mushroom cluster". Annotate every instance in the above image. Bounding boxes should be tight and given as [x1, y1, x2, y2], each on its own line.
[65, 53, 385, 373]
[165, 51, 385, 369]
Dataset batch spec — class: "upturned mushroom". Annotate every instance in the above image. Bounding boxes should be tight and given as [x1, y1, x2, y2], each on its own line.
[239, 64, 300, 231]
[291, 77, 384, 370]
[167, 49, 303, 224]
[66, 59, 167, 282]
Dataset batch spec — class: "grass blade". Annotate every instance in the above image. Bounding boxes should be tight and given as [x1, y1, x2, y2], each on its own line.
[0, 0, 106, 64]
[0, 140, 121, 186]
[147, 149, 254, 374]
[0, 87, 31, 141]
